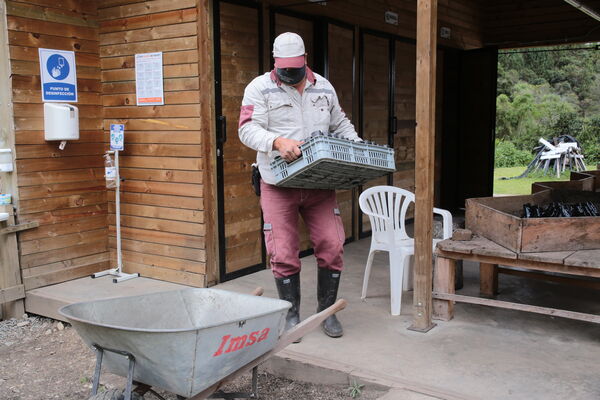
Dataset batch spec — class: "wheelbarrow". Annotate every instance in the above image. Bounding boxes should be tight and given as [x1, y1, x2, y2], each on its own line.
[59, 287, 346, 400]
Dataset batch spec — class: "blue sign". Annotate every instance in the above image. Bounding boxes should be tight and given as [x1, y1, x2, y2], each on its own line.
[39, 48, 77, 102]
[110, 124, 125, 151]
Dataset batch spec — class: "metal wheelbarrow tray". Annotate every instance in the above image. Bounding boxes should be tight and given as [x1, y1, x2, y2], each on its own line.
[60, 288, 346, 400]
[60, 289, 290, 398]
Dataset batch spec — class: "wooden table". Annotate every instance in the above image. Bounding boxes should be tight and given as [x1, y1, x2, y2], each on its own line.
[432, 236, 600, 324]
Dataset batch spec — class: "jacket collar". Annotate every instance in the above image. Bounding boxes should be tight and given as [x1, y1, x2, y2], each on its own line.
[270, 66, 316, 87]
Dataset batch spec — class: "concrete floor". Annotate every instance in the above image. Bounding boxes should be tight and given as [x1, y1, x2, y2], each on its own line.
[216, 239, 600, 400]
[26, 275, 188, 321]
[24, 238, 599, 399]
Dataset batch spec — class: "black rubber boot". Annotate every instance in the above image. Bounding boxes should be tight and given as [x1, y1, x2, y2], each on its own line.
[275, 273, 301, 342]
[317, 268, 343, 338]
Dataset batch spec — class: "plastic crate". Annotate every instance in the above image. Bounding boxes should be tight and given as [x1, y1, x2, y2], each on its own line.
[270, 135, 395, 189]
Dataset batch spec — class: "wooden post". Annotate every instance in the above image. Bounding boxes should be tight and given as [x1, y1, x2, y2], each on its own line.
[409, 0, 438, 332]
[433, 256, 455, 321]
[0, 2, 24, 319]
[352, 24, 361, 241]
[480, 263, 499, 297]
[197, 0, 219, 286]
[0, 207, 25, 319]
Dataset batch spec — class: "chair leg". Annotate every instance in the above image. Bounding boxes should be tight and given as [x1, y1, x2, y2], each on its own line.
[361, 250, 376, 300]
[389, 250, 406, 316]
[402, 254, 413, 291]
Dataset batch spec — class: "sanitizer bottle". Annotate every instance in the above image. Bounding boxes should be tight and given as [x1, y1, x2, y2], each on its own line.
[104, 153, 117, 189]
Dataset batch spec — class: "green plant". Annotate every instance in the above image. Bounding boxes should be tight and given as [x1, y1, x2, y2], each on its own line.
[494, 140, 533, 167]
[579, 116, 600, 165]
[347, 380, 365, 398]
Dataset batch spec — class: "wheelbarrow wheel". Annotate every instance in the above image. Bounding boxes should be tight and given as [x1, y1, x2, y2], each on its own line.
[87, 389, 144, 400]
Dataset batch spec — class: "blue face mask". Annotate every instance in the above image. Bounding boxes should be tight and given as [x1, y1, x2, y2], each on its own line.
[276, 65, 306, 85]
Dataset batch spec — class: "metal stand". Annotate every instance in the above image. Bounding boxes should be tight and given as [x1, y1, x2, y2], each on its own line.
[91, 344, 137, 400]
[92, 150, 139, 283]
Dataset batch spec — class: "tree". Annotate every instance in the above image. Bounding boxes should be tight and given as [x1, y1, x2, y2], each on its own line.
[496, 44, 600, 164]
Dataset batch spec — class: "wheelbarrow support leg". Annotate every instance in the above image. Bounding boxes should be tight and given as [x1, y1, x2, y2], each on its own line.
[92, 346, 104, 396]
[251, 366, 258, 397]
[124, 353, 136, 400]
[90, 344, 137, 400]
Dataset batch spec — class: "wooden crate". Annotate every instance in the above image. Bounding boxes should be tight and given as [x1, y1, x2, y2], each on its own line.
[466, 190, 600, 253]
[532, 170, 600, 193]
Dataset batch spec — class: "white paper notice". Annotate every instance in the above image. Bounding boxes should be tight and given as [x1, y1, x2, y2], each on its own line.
[135, 52, 164, 106]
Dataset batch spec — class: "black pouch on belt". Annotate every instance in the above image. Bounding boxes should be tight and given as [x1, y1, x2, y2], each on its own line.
[251, 164, 261, 196]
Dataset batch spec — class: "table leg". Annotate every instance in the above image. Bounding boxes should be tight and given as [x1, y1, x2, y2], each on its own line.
[433, 256, 456, 321]
[480, 263, 498, 297]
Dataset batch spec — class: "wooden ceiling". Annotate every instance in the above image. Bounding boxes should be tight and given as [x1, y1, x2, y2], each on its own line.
[482, 0, 600, 47]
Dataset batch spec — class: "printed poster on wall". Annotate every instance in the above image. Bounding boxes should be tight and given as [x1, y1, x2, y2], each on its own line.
[135, 52, 164, 106]
[38, 48, 78, 102]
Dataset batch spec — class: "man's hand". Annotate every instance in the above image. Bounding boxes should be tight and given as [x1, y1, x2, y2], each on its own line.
[273, 137, 303, 162]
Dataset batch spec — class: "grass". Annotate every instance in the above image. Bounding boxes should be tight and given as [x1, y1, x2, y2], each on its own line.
[493, 166, 571, 195]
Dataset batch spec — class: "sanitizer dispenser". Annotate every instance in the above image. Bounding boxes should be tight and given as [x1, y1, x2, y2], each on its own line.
[44, 103, 79, 150]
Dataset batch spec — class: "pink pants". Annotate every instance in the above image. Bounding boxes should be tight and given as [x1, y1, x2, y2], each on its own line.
[260, 181, 345, 278]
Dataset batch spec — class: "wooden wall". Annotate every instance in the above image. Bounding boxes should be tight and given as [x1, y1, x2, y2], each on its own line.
[6, 0, 110, 291]
[484, 0, 600, 48]
[98, 0, 206, 287]
[3, 0, 487, 294]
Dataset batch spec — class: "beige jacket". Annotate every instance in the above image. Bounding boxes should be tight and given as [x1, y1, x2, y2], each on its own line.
[238, 68, 359, 184]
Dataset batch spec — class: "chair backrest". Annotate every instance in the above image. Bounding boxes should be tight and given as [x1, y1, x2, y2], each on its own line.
[358, 186, 414, 243]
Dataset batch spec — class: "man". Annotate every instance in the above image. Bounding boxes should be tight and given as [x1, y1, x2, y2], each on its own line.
[238, 32, 360, 338]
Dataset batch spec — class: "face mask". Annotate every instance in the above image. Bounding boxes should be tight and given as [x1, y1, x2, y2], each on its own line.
[276, 65, 306, 85]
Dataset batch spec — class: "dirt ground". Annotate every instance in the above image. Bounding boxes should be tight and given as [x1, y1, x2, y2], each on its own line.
[0, 315, 385, 400]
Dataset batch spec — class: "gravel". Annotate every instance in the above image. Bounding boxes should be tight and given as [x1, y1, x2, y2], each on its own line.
[0, 314, 57, 345]
[0, 315, 386, 400]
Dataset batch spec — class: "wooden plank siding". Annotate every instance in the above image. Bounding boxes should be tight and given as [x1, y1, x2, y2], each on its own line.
[3, 0, 491, 294]
[6, 0, 110, 290]
[98, 0, 205, 287]
[265, 0, 485, 50]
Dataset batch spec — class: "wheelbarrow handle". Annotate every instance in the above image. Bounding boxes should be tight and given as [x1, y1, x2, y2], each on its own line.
[189, 299, 347, 400]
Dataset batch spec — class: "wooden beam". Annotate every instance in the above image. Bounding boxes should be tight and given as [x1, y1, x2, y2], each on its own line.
[436, 249, 600, 279]
[498, 267, 600, 291]
[0, 207, 25, 319]
[410, 0, 438, 332]
[0, 284, 25, 304]
[433, 256, 455, 321]
[480, 263, 498, 297]
[432, 292, 600, 325]
[352, 24, 361, 242]
[197, 0, 218, 286]
[0, 221, 39, 235]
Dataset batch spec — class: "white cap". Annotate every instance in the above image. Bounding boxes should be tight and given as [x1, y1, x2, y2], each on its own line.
[273, 32, 306, 68]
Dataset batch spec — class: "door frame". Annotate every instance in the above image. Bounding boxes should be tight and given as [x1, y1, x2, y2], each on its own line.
[357, 28, 398, 238]
[213, 0, 266, 282]
[326, 18, 358, 244]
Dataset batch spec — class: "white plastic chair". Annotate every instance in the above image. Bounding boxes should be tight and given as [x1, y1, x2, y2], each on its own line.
[358, 186, 453, 316]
